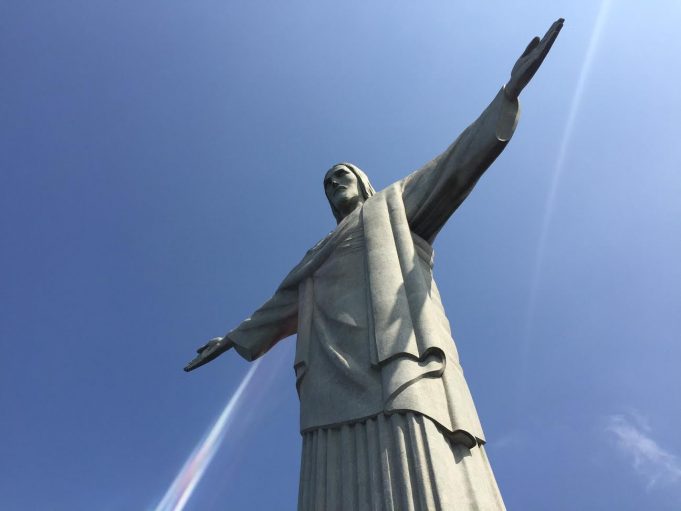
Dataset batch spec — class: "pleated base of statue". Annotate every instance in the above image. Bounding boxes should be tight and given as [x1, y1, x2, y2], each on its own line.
[298, 412, 506, 511]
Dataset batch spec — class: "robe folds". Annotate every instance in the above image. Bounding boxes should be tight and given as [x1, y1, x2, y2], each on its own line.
[226, 87, 519, 510]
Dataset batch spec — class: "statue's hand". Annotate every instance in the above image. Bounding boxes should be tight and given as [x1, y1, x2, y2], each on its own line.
[183, 337, 232, 372]
[505, 18, 564, 101]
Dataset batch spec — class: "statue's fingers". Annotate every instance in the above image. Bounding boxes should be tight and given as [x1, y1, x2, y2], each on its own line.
[185, 351, 211, 370]
[540, 19, 564, 49]
[536, 20, 564, 60]
[521, 36, 541, 58]
[197, 340, 214, 354]
[542, 18, 565, 40]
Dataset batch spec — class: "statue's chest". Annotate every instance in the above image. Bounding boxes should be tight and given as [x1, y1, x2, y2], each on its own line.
[312, 219, 368, 326]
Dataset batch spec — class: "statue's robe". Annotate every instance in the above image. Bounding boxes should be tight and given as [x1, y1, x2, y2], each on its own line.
[228, 87, 518, 511]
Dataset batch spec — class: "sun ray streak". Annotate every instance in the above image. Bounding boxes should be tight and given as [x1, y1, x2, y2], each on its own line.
[518, 0, 613, 393]
[154, 361, 261, 511]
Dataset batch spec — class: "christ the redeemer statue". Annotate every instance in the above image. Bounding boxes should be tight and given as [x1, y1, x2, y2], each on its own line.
[185, 19, 563, 511]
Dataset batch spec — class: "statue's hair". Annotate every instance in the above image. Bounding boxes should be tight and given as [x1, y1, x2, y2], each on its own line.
[325, 162, 376, 223]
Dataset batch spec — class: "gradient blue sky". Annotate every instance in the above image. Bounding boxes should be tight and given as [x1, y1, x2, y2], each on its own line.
[2, 1, 680, 510]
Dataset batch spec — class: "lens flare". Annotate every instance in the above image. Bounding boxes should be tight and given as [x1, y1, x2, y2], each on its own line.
[519, 0, 613, 384]
[154, 361, 261, 511]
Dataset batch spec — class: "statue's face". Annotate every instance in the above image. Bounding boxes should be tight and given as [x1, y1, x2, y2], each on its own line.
[324, 165, 361, 212]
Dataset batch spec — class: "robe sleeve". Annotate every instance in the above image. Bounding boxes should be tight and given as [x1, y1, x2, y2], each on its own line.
[402, 86, 520, 243]
[226, 286, 298, 362]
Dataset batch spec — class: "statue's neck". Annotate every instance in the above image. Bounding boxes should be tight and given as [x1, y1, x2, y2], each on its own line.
[336, 198, 364, 223]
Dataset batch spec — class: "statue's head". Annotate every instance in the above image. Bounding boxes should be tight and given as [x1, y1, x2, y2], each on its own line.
[324, 163, 375, 223]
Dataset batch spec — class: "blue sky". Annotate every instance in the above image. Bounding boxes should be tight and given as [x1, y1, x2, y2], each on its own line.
[2, 1, 680, 509]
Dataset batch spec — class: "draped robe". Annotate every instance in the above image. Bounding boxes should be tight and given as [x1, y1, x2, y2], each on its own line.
[227, 87, 519, 510]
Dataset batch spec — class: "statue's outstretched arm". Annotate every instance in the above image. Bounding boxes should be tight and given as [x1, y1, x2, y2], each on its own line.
[184, 286, 298, 372]
[403, 18, 563, 243]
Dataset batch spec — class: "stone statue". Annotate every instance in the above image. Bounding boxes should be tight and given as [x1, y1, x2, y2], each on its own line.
[185, 19, 563, 510]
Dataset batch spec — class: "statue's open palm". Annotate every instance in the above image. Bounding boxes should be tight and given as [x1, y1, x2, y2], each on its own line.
[506, 18, 564, 100]
[184, 337, 231, 372]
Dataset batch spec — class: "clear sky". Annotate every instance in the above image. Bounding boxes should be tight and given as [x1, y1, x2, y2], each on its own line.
[2, 1, 680, 510]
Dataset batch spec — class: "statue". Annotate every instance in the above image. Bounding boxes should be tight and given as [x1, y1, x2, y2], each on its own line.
[185, 19, 564, 510]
